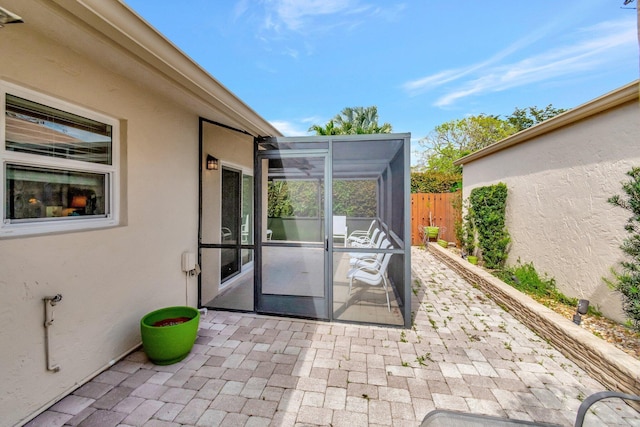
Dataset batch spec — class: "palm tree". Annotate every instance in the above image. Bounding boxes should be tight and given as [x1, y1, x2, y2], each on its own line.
[308, 106, 392, 135]
[308, 119, 340, 135]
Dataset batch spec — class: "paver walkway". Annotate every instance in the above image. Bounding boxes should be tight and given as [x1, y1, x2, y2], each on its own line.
[26, 248, 640, 427]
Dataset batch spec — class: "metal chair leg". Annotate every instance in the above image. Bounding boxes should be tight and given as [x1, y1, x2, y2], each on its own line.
[574, 391, 640, 427]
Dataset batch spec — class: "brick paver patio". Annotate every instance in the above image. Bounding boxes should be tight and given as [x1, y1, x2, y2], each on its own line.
[26, 248, 640, 426]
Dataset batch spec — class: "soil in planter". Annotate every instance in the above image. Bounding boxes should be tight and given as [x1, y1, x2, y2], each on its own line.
[153, 317, 192, 327]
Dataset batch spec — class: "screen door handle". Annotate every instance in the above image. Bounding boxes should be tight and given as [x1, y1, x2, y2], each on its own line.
[325, 236, 329, 251]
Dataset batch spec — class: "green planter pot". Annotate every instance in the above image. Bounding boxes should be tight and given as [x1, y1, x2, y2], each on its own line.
[140, 306, 200, 365]
[425, 226, 439, 239]
[437, 239, 448, 248]
[467, 255, 478, 265]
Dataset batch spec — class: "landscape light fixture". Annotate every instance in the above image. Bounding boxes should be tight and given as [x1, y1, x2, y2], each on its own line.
[0, 6, 23, 28]
[206, 154, 218, 171]
[572, 299, 589, 325]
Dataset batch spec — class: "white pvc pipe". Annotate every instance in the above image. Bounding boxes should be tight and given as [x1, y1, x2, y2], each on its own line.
[43, 295, 61, 372]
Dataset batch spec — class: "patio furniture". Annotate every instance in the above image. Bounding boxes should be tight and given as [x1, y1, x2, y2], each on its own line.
[347, 220, 376, 246]
[349, 239, 391, 270]
[350, 228, 380, 249]
[349, 230, 386, 264]
[221, 227, 232, 241]
[574, 391, 640, 426]
[241, 215, 249, 244]
[420, 411, 560, 426]
[420, 391, 640, 427]
[347, 251, 393, 311]
[333, 216, 348, 247]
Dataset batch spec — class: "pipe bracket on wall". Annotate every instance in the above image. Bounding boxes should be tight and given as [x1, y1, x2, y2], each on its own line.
[43, 294, 62, 372]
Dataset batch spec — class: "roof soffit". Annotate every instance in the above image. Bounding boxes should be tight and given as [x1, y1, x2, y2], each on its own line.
[5, 0, 281, 137]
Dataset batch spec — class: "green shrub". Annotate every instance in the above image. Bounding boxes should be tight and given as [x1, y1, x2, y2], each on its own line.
[332, 180, 376, 216]
[411, 171, 461, 193]
[608, 167, 640, 331]
[468, 183, 510, 268]
[461, 198, 476, 256]
[495, 261, 576, 305]
[268, 181, 319, 217]
[267, 179, 376, 218]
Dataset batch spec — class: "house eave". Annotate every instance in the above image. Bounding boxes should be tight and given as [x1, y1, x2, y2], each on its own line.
[18, 0, 282, 138]
[454, 80, 639, 166]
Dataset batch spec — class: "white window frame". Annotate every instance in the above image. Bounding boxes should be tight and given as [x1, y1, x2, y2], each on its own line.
[1, 82, 119, 237]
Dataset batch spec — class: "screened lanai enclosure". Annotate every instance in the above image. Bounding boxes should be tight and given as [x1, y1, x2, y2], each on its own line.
[199, 132, 411, 328]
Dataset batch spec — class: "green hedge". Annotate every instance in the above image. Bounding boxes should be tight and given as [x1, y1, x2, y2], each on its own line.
[268, 179, 376, 218]
[269, 172, 460, 218]
[411, 171, 461, 193]
[268, 181, 319, 218]
[468, 183, 510, 269]
[332, 180, 376, 216]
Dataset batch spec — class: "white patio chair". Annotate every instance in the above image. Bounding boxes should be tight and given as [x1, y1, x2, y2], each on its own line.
[420, 391, 640, 427]
[347, 220, 376, 246]
[350, 228, 380, 249]
[221, 227, 232, 241]
[349, 230, 386, 264]
[347, 251, 393, 311]
[333, 216, 348, 247]
[241, 215, 249, 244]
[350, 239, 391, 270]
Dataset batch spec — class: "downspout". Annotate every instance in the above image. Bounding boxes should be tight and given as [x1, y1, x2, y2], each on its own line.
[43, 294, 62, 372]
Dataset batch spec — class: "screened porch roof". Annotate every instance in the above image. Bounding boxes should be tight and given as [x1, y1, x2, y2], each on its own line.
[263, 134, 408, 180]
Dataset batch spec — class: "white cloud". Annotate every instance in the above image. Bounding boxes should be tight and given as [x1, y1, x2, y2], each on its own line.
[403, 70, 461, 94]
[269, 120, 312, 136]
[256, 0, 390, 38]
[403, 17, 637, 107]
[269, 0, 362, 31]
[402, 16, 561, 96]
[238, 0, 403, 59]
[232, 0, 249, 21]
[268, 115, 331, 137]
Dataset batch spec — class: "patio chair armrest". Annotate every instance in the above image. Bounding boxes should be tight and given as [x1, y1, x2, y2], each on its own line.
[350, 236, 372, 245]
[353, 257, 380, 268]
[574, 391, 640, 427]
[354, 260, 383, 274]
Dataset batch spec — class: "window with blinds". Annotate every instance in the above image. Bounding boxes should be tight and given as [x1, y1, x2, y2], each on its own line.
[1, 82, 119, 236]
[6, 94, 112, 165]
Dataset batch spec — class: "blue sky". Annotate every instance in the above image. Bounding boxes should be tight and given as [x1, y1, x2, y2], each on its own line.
[124, 1, 638, 158]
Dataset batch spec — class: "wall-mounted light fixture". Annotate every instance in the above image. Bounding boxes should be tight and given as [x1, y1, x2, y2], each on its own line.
[0, 6, 24, 28]
[206, 154, 219, 170]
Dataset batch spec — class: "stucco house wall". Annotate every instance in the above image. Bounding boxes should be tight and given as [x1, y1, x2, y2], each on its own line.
[457, 82, 640, 323]
[0, 1, 279, 426]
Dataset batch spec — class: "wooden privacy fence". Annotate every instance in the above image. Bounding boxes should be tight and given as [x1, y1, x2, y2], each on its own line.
[411, 193, 458, 245]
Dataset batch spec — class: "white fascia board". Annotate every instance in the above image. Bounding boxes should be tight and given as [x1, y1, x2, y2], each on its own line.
[49, 0, 282, 138]
[454, 80, 639, 166]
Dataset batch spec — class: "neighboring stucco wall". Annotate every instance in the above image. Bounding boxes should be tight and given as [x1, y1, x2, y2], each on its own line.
[461, 100, 640, 323]
[0, 21, 202, 427]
